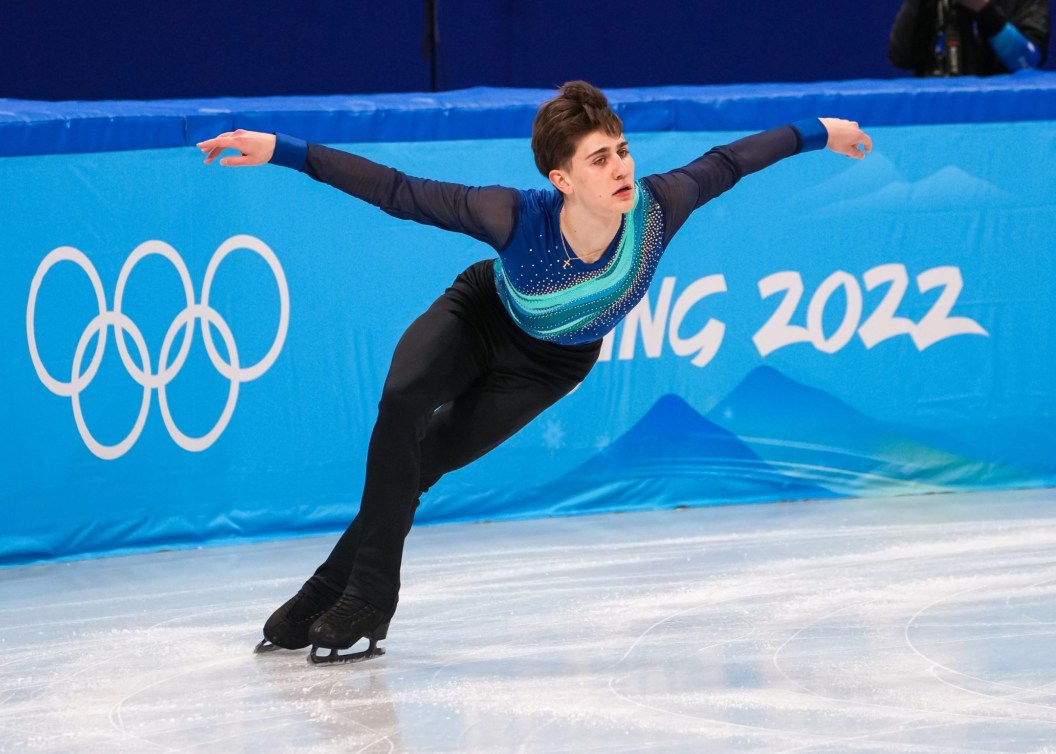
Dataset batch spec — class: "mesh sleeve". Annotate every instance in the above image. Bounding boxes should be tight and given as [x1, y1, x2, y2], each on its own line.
[643, 125, 801, 246]
[304, 143, 520, 251]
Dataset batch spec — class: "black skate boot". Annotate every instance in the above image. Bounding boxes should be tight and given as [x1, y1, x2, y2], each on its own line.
[307, 591, 391, 665]
[254, 575, 342, 653]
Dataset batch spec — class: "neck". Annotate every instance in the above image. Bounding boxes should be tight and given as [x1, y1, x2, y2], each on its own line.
[560, 201, 622, 263]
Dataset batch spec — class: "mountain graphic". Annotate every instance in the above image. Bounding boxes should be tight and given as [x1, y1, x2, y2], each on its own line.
[812, 166, 1016, 215]
[515, 392, 840, 518]
[706, 366, 1022, 495]
[427, 367, 1036, 526]
[786, 154, 1016, 216]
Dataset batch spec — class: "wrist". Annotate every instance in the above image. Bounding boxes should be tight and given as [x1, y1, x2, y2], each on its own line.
[792, 118, 828, 153]
[270, 133, 307, 170]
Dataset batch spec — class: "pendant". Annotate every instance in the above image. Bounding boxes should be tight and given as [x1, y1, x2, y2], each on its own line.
[562, 259, 571, 269]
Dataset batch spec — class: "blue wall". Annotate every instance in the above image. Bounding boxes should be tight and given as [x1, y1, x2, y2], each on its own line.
[0, 2, 430, 100]
[436, 1, 906, 89]
[2, 79, 1056, 566]
[0, 1, 1016, 101]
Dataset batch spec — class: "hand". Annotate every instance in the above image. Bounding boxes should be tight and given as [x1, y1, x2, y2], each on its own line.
[955, 0, 989, 11]
[196, 129, 276, 166]
[819, 118, 872, 160]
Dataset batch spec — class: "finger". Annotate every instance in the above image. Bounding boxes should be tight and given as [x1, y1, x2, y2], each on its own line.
[196, 132, 237, 150]
[219, 155, 253, 167]
[198, 137, 229, 153]
[860, 132, 873, 153]
[200, 135, 246, 163]
[196, 131, 230, 144]
[202, 142, 234, 159]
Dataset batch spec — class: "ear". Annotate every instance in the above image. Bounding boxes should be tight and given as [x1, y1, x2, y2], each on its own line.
[548, 167, 572, 196]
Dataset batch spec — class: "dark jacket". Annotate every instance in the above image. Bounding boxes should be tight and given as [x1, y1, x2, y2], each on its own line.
[889, 0, 1049, 76]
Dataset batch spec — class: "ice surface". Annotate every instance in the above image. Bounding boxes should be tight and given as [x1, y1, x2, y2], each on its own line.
[3, 489, 1056, 752]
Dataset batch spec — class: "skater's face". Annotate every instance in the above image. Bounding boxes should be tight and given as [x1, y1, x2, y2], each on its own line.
[549, 130, 636, 214]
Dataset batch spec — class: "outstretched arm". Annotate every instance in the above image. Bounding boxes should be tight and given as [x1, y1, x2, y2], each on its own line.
[197, 130, 520, 251]
[644, 118, 871, 245]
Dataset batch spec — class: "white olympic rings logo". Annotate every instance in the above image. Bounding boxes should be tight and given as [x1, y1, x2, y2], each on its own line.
[26, 235, 289, 460]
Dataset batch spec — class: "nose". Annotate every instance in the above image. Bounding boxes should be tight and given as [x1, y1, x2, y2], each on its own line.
[613, 153, 629, 178]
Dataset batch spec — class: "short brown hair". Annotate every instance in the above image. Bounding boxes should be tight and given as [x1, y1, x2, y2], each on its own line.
[531, 81, 623, 177]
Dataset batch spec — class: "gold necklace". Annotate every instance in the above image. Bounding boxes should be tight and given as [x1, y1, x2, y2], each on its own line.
[559, 233, 576, 269]
[558, 207, 576, 269]
[559, 206, 616, 268]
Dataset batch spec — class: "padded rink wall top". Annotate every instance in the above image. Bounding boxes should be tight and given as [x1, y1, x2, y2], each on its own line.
[5, 73, 1056, 155]
[3, 75, 1056, 565]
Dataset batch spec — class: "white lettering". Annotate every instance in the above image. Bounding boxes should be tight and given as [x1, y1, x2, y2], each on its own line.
[668, 274, 727, 368]
[618, 277, 675, 360]
[807, 271, 862, 354]
[912, 266, 988, 350]
[858, 263, 915, 349]
[753, 271, 812, 357]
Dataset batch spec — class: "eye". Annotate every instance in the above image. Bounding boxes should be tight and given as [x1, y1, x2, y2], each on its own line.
[594, 156, 606, 166]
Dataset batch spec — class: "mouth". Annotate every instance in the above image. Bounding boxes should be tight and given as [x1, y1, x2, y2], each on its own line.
[613, 184, 633, 199]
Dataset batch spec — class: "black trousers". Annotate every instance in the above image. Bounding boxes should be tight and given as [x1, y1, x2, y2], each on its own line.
[313, 261, 602, 613]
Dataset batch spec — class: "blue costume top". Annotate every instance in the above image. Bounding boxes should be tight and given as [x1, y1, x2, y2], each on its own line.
[271, 118, 828, 344]
[492, 182, 665, 344]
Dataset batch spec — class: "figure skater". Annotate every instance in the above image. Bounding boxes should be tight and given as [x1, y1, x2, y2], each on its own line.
[198, 81, 871, 664]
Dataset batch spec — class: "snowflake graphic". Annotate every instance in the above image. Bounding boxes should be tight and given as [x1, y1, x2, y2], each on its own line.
[541, 418, 566, 450]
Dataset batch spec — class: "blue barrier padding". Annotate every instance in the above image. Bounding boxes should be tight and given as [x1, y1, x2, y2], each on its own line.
[4, 78, 1056, 567]
[3, 72, 1056, 157]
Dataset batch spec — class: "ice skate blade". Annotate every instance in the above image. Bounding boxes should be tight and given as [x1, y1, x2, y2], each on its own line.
[254, 639, 284, 654]
[308, 645, 386, 665]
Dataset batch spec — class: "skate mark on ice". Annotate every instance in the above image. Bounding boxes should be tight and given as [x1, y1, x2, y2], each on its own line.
[767, 594, 997, 723]
[770, 719, 998, 754]
[768, 578, 1056, 753]
[106, 602, 269, 742]
[611, 539, 918, 668]
[165, 719, 307, 753]
[767, 606, 996, 754]
[614, 574, 775, 666]
[904, 576, 1056, 711]
[512, 716, 559, 754]
[350, 737, 395, 754]
[605, 670, 831, 745]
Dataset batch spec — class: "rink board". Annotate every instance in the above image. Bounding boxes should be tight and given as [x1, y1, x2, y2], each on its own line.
[2, 78, 1055, 564]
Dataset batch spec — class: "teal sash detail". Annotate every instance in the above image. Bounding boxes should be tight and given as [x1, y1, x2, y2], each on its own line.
[497, 183, 650, 339]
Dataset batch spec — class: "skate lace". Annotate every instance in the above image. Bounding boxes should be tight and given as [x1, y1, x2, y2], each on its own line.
[301, 578, 335, 603]
[287, 578, 340, 622]
[326, 594, 381, 624]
